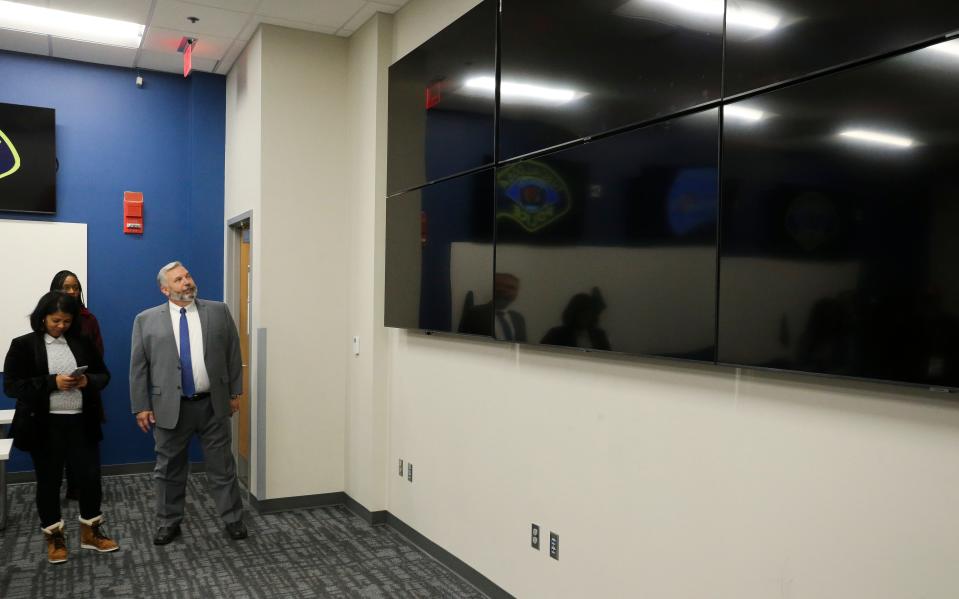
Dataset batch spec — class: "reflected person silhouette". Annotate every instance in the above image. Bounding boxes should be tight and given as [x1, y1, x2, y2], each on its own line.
[541, 287, 611, 350]
[458, 273, 527, 341]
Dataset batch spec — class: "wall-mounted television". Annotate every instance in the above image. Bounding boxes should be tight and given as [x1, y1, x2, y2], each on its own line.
[385, 169, 494, 333]
[724, 0, 959, 96]
[0, 102, 56, 214]
[386, 0, 496, 196]
[719, 40, 959, 389]
[494, 108, 719, 359]
[499, 0, 722, 161]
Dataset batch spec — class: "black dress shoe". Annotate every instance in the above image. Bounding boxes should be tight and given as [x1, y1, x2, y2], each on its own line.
[225, 520, 248, 540]
[153, 525, 181, 545]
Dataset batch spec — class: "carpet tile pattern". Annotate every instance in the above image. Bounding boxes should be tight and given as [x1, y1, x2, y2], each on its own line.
[0, 473, 485, 599]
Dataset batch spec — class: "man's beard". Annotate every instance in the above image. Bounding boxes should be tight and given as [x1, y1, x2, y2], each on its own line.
[170, 286, 198, 302]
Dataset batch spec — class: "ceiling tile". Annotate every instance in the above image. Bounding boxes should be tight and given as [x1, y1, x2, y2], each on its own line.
[256, 0, 364, 28]
[51, 38, 136, 68]
[238, 15, 337, 40]
[137, 49, 217, 74]
[152, 0, 250, 38]
[215, 40, 244, 74]
[142, 26, 233, 60]
[367, 1, 404, 13]
[179, 0, 260, 12]
[0, 28, 50, 56]
[339, 4, 376, 33]
[48, 0, 152, 24]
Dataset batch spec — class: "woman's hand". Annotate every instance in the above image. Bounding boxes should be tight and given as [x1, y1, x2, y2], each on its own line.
[55, 374, 80, 390]
[75, 375, 88, 389]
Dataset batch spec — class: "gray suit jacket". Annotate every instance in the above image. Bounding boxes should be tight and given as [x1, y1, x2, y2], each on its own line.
[129, 299, 242, 429]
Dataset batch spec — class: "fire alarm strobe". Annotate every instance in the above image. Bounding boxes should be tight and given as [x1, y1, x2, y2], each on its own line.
[123, 191, 144, 235]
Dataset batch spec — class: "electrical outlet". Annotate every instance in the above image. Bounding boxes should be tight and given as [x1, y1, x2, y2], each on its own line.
[531, 524, 540, 550]
[549, 532, 559, 560]
[398, 459, 404, 476]
[407, 462, 413, 482]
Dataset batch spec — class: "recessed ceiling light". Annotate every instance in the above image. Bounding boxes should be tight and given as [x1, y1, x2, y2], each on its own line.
[0, 0, 144, 49]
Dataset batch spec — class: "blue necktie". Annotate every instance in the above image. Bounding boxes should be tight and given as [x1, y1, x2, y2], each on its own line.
[179, 308, 196, 398]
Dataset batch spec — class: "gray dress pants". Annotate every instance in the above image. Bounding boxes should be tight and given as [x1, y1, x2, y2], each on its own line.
[153, 397, 244, 527]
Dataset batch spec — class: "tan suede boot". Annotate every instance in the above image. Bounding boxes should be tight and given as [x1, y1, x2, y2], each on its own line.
[79, 515, 119, 553]
[42, 520, 68, 564]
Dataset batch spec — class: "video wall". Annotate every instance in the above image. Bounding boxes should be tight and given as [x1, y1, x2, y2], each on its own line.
[385, 0, 959, 390]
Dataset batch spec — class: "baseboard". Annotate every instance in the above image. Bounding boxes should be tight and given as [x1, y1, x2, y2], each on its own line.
[385, 512, 514, 599]
[249, 491, 347, 514]
[6, 460, 206, 484]
[342, 493, 388, 526]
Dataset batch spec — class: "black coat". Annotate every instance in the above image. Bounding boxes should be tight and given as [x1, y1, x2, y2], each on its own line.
[3, 331, 110, 451]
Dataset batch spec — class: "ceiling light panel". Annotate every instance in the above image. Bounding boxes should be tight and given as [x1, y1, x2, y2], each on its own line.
[0, 0, 145, 48]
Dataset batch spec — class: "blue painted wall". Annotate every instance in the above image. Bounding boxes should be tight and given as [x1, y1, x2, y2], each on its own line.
[0, 51, 226, 473]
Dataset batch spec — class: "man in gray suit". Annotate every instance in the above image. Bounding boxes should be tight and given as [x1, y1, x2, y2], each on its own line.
[130, 261, 247, 544]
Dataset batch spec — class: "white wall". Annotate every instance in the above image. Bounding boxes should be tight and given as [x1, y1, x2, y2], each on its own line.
[382, 1, 959, 598]
[224, 29, 263, 493]
[345, 13, 393, 511]
[225, 25, 350, 500]
[258, 25, 350, 498]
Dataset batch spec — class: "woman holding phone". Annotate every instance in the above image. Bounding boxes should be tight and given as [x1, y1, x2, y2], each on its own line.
[3, 291, 119, 563]
[50, 270, 103, 500]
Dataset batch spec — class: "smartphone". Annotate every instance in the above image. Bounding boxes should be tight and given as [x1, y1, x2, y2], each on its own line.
[69, 365, 88, 377]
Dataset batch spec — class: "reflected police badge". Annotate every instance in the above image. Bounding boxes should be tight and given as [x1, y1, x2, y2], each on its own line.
[496, 161, 570, 233]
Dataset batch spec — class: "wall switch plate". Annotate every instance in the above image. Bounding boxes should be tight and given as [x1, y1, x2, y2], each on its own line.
[531, 524, 540, 549]
[407, 463, 413, 482]
[398, 459, 404, 476]
[352, 336, 360, 355]
[549, 532, 559, 560]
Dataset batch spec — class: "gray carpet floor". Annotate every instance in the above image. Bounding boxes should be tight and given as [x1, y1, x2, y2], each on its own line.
[0, 472, 486, 599]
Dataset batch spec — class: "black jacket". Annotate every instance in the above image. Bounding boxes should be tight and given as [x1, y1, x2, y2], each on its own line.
[3, 331, 110, 451]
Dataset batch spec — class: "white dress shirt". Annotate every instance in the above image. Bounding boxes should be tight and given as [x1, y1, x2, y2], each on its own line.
[168, 300, 211, 394]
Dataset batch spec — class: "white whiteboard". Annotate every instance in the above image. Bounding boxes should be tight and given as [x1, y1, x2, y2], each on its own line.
[0, 219, 87, 365]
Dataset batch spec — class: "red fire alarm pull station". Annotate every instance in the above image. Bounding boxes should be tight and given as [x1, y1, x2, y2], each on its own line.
[123, 191, 144, 234]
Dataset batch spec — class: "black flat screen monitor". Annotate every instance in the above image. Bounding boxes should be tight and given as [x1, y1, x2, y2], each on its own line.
[0, 102, 56, 214]
[386, 0, 496, 196]
[499, 0, 722, 161]
[719, 40, 959, 389]
[494, 108, 719, 359]
[385, 169, 494, 333]
[724, 0, 959, 96]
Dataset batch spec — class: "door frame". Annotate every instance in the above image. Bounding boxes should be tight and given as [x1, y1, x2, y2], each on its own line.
[226, 211, 253, 488]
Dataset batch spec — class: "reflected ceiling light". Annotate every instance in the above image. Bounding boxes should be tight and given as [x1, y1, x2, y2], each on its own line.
[464, 76, 585, 104]
[727, 7, 781, 31]
[643, 0, 780, 31]
[930, 39, 959, 57]
[0, 0, 145, 48]
[838, 129, 915, 148]
[724, 104, 765, 121]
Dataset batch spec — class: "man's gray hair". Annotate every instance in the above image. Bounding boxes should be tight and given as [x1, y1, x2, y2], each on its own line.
[157, 261, 183, 287]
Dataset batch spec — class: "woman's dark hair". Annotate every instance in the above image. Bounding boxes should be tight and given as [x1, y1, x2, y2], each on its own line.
[30, 291, 81, 335]
[49, 270, 85, 307]
[561, 293, 595, 329]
